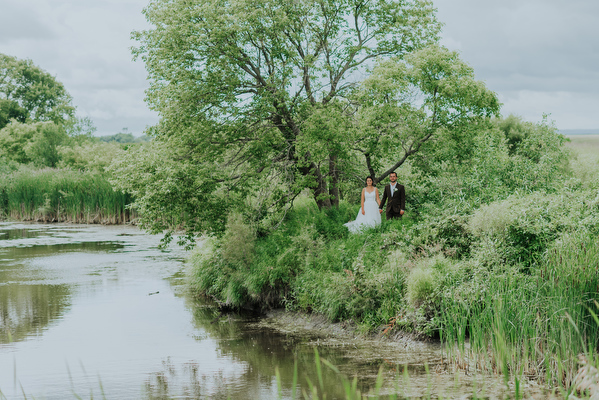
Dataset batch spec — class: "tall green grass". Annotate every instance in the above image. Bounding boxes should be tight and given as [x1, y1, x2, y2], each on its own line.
[440, 233, 599, 388]
[0, 167, 135, 224]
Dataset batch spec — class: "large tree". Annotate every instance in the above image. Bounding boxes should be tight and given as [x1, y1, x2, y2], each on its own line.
[0, 53, 75, 129]
[133, 0, 442, 210]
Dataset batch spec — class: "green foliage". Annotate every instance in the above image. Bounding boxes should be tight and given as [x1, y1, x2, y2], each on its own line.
[0, 120, 68, 167]
[187, 199, 410, 323]
[0, 98, 28, 129]
[467, 190, 599, 270]
[122, 0, 443, 235]
[107, 140, 236, 242]
[221, 212, 256, 268]
[0, 53, 75, 128]
[406, 256, 454, 308]
[291, 245, 407, 327]
[439, 233, 599, 387]
[344, 45, 501, 187]
[405, 116, 570, 222]
[497, 114, 568, 162]
[406, 267, 435, 308]
[57, 140, 125, 173]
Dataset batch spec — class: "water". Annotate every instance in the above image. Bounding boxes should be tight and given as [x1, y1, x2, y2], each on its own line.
[0, 222, 517, 399]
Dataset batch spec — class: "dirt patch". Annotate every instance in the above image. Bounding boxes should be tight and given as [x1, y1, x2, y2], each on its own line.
[254, 309, 443, 365]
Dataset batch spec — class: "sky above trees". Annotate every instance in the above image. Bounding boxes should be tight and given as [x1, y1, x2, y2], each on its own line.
[1, 0, 597, 135]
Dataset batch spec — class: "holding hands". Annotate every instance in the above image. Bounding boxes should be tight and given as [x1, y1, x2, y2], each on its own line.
[379, 172, 406, 220]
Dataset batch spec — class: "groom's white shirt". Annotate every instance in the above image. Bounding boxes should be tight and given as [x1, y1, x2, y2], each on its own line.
[390, 183, 396, 195]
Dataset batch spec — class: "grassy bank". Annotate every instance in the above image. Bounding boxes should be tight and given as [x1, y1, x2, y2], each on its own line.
[189, 193, 599, 387]
[0, 166, 134, 224]
[188, 153, 599, 390]
[189, 199, 414, 322]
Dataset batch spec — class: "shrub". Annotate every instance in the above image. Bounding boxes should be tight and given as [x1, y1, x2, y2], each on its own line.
[406, 255, 458, 308]
[406, 266, 435, 308]
[221, 212, 256, 268]
[468, 190, 599, 271]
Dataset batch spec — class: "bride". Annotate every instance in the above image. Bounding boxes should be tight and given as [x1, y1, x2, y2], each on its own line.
[344, 176, 382, 233]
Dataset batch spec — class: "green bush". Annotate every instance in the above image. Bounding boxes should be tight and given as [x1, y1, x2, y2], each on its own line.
[187, 199, 412, 325]
[405, 255, 460, 328]
[57, 140, 125, 172]
[406, 266, 434, 307]
[468, 190, 599, 270]
[221, 212, 256, 268]
[438, 232, 599, 386]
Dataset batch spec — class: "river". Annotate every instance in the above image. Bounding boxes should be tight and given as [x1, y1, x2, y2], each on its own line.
[0, 222, 525, 399]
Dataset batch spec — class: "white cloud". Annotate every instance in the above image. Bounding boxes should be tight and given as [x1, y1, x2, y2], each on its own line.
[0, 0, 157, 136]
[437, 0, 599, 129]
[0, 1, 56, 41]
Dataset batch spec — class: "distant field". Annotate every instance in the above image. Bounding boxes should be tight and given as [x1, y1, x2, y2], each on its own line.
[565, 134, 599, 156]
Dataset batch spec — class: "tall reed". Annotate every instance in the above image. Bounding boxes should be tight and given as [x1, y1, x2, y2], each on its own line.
[440, 233, 599, 389]
[0, 168, 135, 224]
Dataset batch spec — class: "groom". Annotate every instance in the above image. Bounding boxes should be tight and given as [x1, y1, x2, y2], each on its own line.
[379, 172, 405, 220]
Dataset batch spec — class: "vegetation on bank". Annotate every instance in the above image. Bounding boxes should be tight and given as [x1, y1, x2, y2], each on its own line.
[0, 53, 144, 224]
[0, 122, 141, 224]
[4, 3, 599, 394]
[0, 166, 133, 224]
[187, 122, 599, 387]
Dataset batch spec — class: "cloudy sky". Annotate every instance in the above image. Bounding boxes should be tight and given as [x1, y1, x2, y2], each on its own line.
[1, 0, 598, 136]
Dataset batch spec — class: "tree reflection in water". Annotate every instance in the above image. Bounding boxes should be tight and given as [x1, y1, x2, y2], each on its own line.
[0, 283, 71, 343]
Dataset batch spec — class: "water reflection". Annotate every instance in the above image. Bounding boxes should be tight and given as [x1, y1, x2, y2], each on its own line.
[0, 227, 127, 345]
[0, 223, 524, 399]
[0, 242, 125, 262]
[162, 294, 500, 399]
[143, 358, 280, 400]
[0, 228, 45, 240]
[0, 284, 71, 343]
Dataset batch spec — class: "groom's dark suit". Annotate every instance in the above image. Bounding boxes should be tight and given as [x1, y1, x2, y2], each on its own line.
[379, 183, 405, 220]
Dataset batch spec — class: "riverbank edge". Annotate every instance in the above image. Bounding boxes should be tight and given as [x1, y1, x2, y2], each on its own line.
[251, 308, 570, 398]
[0, 217, 138, 225]
[256, 308, 437, 346]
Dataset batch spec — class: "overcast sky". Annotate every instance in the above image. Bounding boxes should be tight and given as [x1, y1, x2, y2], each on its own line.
[1, 0, 598, 136]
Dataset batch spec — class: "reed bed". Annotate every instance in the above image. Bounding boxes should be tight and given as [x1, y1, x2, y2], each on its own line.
[440, 233, 599, 389]
[0, 168, 135, 224]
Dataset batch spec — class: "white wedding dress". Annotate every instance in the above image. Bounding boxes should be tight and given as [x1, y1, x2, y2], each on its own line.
[344, 189, 382, 233]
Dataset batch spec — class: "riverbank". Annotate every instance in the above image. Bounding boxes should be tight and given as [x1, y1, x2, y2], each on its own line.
[257, 309, 424, 344]
[241, 308, 566, 399]
[187, 171, 599, 392]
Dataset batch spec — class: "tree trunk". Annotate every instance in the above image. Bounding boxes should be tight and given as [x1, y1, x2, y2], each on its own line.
[329, 155, 339, 207]
[311, 165, 332, 209]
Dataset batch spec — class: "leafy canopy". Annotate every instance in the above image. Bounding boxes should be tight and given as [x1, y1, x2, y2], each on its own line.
[331, 45, 501, 181]
[132, 0, 442, 204]
[119, 0, 443, 241]
[0, 120, 68, 167]
[0, 53, 75, 129]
